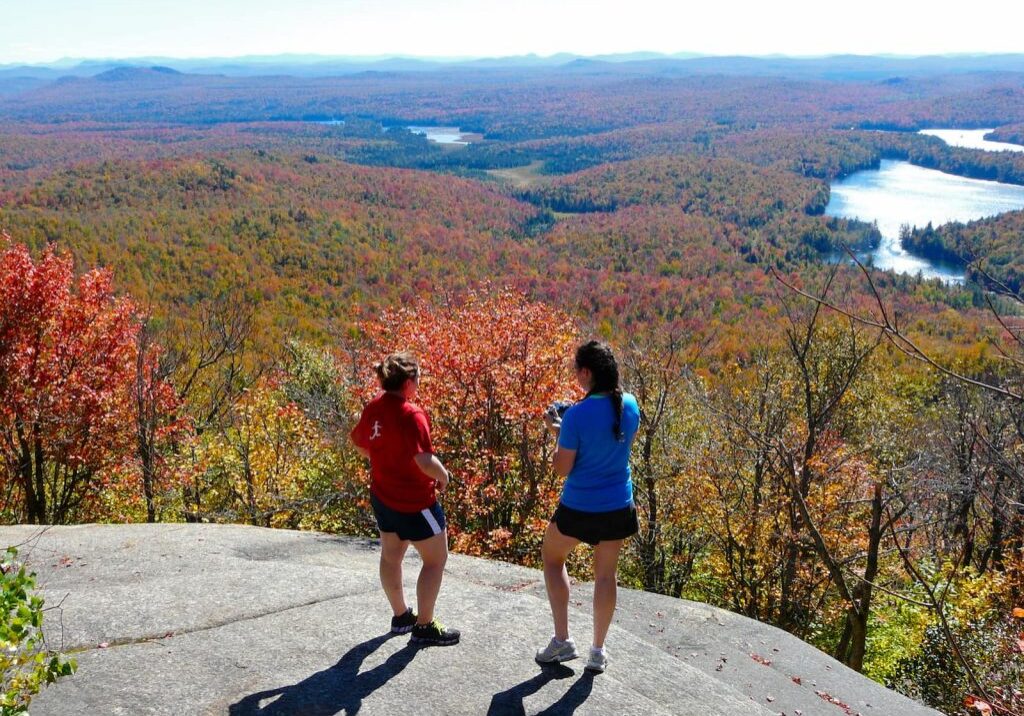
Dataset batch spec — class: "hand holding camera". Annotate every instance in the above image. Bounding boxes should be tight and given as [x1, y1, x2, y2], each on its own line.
[544, 400, 573, 431]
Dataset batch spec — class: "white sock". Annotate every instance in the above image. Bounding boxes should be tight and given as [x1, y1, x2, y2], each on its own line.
[591, 645, 606, 656]
[554, 636, 571, 645]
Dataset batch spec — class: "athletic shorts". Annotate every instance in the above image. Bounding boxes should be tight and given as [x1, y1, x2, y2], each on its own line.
[371, 493, 447, 542]
[551, 502, 639, 546]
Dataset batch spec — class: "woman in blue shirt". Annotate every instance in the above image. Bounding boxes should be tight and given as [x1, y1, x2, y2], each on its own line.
[536, 340, 641, 674]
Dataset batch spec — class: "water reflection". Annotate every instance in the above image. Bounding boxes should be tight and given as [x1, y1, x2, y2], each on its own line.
[920, 129, 1024, 153]
[825, 160, 1024, 282]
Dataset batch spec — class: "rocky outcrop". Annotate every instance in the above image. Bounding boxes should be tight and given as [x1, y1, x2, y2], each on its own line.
[0, 524, 941, 715]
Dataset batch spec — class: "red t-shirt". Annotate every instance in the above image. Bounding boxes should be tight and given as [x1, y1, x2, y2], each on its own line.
[351, 392, 437, 512]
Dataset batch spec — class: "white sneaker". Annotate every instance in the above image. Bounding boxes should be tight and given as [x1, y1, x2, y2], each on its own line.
[585, 647, 608, 673]
[535, 637, 578, 663]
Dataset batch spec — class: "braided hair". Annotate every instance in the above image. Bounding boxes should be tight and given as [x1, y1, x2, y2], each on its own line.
[575, 340, 625, 441]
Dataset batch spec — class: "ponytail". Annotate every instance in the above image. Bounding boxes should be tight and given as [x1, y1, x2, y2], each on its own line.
[574, 340, 625, 441]
[374, 352, 419, 392]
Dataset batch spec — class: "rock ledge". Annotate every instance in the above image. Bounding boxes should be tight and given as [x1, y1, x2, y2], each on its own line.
[0, 524, 940, 716]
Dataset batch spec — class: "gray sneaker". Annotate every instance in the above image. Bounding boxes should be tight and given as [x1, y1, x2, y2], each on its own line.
[584, 647, 608, 673]
[535, 637, 578, 663]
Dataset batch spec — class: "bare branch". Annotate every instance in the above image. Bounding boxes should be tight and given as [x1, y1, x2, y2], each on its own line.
[769, 263, 1024, 402]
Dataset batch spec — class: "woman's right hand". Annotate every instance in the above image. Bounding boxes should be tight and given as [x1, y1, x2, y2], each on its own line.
[543, 412, 561, 434]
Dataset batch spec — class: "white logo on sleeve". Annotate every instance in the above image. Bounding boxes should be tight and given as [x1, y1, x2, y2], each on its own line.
[370, 421, 382, 440]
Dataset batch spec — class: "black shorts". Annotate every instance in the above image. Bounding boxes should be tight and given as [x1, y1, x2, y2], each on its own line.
[371, 493, 447, 542]
[552, 502, 639, 545]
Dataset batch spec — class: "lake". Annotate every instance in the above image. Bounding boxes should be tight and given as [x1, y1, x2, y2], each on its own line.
[920, 128, 1024, 153]
[407, 126, 470, 144]
[825, 160, 1024, 282]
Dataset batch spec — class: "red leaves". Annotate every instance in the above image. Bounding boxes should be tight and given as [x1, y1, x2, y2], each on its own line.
[0, 238, 149, 522]
[814, 690, 854, 715]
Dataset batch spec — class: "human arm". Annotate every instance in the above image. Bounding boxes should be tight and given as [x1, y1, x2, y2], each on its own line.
[546, 408, 578, 477]
[406, 408, 449, 490]
[414, 453, 451, 492]
[551, 445, 576, 477]
[350, 413, 371, 459]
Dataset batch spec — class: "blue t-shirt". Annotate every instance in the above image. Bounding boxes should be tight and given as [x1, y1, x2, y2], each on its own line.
[557, 392, 640, 512]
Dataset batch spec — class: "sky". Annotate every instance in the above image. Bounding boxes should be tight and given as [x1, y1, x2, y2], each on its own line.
[3, 0, 1024, 65]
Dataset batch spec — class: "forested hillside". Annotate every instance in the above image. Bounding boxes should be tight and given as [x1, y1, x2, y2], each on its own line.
[904, 210, 1024, 293]
[1, 58, 1023, 715]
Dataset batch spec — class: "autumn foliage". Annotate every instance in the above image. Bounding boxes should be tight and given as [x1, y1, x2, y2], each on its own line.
[0, 237, 144, 523]
[358, 288, 579, 562]
[2, 58, 1024, 713]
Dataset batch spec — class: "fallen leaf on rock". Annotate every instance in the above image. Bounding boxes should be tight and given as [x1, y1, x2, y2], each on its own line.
[791, 676, 802, 685]
[965, 696, 993, 714]
[815, 690, 854, 715]
[750, 653, 772, 666]
[497, 580, 536, 593]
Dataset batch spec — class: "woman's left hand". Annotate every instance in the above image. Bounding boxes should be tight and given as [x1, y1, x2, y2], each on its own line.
[436, 468, 450, 493]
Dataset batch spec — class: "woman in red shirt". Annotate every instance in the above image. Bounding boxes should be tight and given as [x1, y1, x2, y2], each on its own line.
[351, 352, 460, 646]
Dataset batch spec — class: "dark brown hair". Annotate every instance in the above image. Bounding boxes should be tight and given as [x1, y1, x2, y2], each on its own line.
[575, 340, 624, 441]
[375, 352, 419, 392]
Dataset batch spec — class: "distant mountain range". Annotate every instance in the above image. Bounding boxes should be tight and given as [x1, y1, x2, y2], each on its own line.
[2, 52, 1024, 102]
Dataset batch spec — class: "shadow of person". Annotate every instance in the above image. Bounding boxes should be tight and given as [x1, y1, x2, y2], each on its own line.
[487, 664, 595, 716]
[229, 633, 419, 716]
[536, 673, 595, 716]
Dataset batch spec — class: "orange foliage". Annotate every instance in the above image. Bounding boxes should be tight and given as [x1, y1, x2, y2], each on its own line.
[358, 287, 580, 562]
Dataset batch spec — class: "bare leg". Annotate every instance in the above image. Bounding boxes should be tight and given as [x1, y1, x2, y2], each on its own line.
[379, 531, 411, 616]
[592, 539, 624, 649]
[542, 521, 580, 641]
[411, 531, 448, 624]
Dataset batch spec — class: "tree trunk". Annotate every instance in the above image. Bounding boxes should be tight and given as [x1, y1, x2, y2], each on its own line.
[642, 475, 661, 592]
[835, 606, 869, 672]
[16, 427, 43, 524]
[836, 483, 883, 673]
[33, 425, 47, 524]
[139, 434, 156, 523]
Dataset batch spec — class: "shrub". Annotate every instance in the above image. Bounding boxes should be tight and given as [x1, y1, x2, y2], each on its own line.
[0, 547, 75, 715]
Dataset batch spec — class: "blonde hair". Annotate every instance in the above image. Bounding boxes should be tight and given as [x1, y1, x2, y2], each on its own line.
[374, 352, 419, 391]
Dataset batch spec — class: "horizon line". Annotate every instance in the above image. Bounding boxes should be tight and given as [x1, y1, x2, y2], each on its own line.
[5, 50, 1024, 70]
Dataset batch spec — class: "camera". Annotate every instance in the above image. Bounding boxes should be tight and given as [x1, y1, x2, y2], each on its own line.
[544, 400, 573, 422]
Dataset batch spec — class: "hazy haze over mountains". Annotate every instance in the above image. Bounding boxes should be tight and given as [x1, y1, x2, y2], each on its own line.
[2, 52, 1024, 92]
